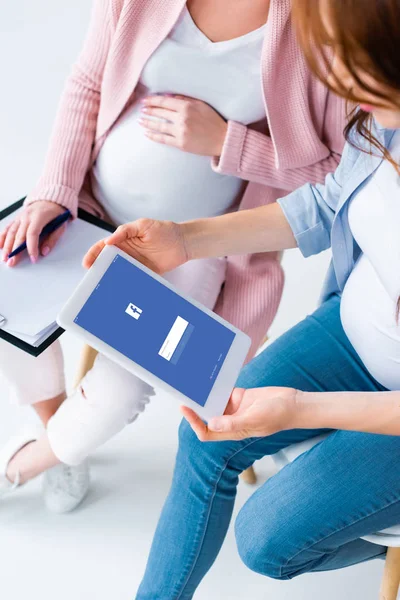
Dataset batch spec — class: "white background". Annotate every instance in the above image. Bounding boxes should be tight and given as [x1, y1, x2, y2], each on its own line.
[0, 2, 383, 599]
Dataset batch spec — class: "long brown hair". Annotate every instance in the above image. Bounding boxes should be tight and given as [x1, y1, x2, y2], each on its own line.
[293, 0, 400, 165]
[293, 0, 400, 318]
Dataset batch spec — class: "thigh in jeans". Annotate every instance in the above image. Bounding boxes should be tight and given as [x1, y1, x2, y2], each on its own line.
[235, 428, 400, 579]
[137, 296, 386, 599]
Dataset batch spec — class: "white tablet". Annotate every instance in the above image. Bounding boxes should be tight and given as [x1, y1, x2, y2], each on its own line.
[57, 246, 251, 420]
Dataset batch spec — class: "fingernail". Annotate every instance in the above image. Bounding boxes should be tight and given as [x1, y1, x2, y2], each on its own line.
[42, 246, 50, 257]
[30, 255, 37, 264]
[209, 419, 223, 431]
[141, 107, 149, 114]
[7, 258, 15, 267]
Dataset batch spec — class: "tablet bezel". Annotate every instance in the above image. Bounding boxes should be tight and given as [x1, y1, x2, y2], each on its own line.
[57, 246, 251, 420]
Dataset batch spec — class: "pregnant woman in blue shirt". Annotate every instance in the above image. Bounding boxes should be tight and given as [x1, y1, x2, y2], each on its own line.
[84, 0, 400, 595]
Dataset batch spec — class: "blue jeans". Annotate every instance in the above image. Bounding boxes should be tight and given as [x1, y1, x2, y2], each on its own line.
[137, 296, 400, 599]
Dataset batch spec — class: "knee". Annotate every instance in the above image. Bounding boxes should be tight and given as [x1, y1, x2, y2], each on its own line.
[177, 420, 238, 478]
[178, 418, 201, 450]
[81, 357, 153, 423]
[177, 419, 210, 467]
[235, 499, 298, 581]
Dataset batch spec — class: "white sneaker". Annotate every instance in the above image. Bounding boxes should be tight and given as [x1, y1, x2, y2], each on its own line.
[0, 426, 42, 498]
[42, 460, 90, 513]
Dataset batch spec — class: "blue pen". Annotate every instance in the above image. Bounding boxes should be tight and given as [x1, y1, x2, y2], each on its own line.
[8, 209, 71, 259]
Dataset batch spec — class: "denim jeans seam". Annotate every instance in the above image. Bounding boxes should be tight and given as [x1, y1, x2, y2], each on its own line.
[279, 494, 400, 578]
[175, 437, 262, 599]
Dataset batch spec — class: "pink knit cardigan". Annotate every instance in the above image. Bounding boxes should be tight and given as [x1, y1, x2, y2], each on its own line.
[27, 0, 346, 360]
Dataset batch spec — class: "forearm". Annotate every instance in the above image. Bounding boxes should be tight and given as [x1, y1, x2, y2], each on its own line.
[293, 390, 400, 436]
[182, 203, 297, 260]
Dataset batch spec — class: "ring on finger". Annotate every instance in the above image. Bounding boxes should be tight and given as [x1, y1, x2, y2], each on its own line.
[139, 118, 175, 135]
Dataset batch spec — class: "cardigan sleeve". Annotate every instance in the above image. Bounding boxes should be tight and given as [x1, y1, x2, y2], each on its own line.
[212, 120, 342, 191]
[212, 89, 347, 190]
[25, 0, 117, 217]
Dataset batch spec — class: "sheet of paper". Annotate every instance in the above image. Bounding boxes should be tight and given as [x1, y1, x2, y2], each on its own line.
[0, 213, 108, 340]
[13, 322, 59, 347]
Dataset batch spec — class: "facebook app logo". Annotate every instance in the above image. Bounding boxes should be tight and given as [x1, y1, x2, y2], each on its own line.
[125, 303, 143, 320]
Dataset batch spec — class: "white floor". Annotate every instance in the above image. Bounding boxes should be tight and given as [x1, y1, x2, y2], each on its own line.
[0, 2, 384, 599]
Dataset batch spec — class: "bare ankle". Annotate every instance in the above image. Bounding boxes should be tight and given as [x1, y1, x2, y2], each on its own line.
[6, 441, 36, 485]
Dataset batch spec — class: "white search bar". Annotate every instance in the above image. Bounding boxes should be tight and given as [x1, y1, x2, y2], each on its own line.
[159, 316, 189, 361]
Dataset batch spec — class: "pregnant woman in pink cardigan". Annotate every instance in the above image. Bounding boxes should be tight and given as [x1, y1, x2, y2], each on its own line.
[0, 0, 345, 512]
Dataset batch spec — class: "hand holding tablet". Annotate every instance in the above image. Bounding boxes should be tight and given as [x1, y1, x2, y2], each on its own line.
[83, 219, 188, 275]
[60, 245, 250, 420]
[181, 386, 297, 442]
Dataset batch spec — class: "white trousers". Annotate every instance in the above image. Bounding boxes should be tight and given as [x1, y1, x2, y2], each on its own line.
[0, 258, 226, 465]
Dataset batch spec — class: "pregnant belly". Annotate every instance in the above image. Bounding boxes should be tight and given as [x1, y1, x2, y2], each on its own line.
[341, 256, 400, 391]
[92, 110, 242, 225]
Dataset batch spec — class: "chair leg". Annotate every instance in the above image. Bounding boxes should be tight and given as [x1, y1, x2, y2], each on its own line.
[380, 547, 400, 600]
[241, 466, 257, 485]
[73, 345, 98, 389]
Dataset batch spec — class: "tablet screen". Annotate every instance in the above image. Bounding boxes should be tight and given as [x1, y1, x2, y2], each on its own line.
[74, 254, 235, 406]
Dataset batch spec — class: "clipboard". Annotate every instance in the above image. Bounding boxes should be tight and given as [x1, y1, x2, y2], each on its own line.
[0, 198, 115, 357]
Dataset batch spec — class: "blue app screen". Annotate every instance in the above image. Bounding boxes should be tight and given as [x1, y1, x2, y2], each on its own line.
[74, 255, 235, 406]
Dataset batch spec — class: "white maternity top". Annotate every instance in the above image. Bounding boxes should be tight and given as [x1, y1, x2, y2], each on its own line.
[92, 6, 266, 225]
[341, 131, 400, 390]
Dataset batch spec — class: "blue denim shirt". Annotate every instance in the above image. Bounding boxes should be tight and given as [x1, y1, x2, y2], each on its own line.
[278, 126, 397, 302]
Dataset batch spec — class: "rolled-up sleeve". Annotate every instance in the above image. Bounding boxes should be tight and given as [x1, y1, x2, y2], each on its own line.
[277, 142, 352, 257]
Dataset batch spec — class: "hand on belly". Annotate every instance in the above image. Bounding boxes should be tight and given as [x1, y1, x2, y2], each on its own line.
[92, 99, 241, 224]
[138, 94, 228, 157]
